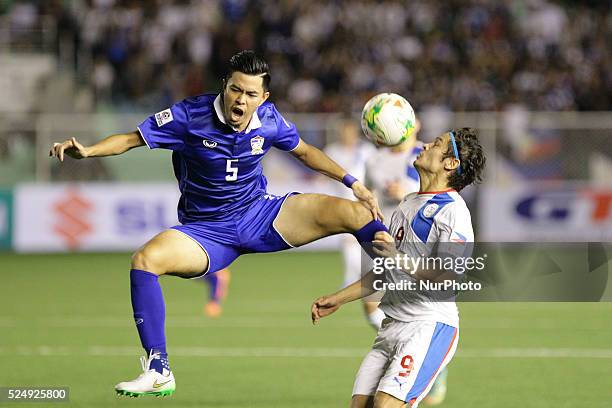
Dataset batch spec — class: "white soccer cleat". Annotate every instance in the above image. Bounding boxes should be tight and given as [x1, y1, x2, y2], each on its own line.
[115, 352, 175, 397]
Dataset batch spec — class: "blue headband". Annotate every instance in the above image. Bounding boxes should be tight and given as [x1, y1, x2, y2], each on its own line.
[449, 131, 462, 175]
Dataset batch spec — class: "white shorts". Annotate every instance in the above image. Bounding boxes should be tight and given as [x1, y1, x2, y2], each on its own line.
[352, 318, 458, 407]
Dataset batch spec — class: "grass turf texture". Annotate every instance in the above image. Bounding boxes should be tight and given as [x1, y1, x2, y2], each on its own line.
[1, 251, 611, 407]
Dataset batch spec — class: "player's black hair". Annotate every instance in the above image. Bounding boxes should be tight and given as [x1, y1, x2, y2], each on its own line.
[443, 127, 486, 191]
[224, 50, 271, 92]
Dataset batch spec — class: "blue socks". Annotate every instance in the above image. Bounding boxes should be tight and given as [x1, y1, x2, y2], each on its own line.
[353, 219, 388, 242]
[353, 219, 389, 258]
[130, 269, 169, 374]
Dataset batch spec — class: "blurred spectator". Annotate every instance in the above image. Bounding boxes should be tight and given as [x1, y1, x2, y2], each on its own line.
[1, 0, 610, 112]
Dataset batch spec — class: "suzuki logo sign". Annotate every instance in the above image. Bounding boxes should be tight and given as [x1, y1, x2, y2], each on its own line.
[52, 190, 93, 249]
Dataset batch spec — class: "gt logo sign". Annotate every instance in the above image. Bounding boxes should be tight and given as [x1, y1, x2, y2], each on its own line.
[482, 185, 612, 241]
[516, 190, 612, 223]
[587, 192, 612, 221]
[516, 192, 571, 221]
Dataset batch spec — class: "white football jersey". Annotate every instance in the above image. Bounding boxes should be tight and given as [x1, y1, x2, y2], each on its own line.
[379, 190, 474, 328]
[364, 144, 422, 221]
[324, 142, 376, 200]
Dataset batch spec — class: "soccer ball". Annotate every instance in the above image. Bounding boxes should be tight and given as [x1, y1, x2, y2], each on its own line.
[361, 93, 416, 147]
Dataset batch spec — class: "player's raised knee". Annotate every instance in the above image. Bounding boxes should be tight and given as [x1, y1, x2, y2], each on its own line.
[131, 246, 166, 275]
[317, 197, 374, 232]
[345, 200, 375, 230]
[313, 196, 371, 231]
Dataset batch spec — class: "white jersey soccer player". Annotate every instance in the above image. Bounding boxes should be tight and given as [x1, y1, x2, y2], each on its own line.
[349, 189, 473, 405]
[362, 129, 454, 407]
[311, 128, 486, 408]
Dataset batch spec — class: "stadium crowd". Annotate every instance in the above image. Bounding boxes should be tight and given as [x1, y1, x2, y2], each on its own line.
[4, 0, 611, 112]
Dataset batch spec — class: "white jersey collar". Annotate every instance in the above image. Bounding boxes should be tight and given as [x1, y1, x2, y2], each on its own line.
[417, 188, 456, 195]
[213, 94, 262, 133]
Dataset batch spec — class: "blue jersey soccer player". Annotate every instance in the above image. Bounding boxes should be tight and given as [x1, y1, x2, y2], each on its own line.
[50, 50, 387, 397]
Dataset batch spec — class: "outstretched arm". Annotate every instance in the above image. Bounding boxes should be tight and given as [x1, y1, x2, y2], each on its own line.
[49, 131, 145, 161]
[290, 139, 349, 182]
[290, 139, 383, 220]
[311, 270, 378, 325]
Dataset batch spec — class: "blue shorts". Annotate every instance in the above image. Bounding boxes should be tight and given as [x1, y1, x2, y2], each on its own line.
[171, 192, 298, 276]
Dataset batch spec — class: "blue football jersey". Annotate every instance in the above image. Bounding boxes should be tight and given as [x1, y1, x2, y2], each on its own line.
[137, 94, 300, 223]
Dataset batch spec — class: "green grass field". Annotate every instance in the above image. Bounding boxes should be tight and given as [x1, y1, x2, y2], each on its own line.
[1, 251, 611, 407]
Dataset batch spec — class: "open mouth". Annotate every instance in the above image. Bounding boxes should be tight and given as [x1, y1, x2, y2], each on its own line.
[230, 106, 245, 122]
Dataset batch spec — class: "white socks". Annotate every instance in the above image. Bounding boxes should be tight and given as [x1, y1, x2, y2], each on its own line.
[366, 308, 386, 330]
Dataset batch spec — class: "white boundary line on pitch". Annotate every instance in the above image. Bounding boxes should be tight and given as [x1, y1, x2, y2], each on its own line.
[1, 346, 612, 359]
[1, 316, 610, 330]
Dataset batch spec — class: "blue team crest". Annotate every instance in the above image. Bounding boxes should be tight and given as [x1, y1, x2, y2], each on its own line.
[250, 135, 264, 155]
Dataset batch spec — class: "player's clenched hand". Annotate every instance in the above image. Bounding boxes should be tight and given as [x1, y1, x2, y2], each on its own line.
[374, 231, 394, 243]
[49, 137, 89, 161]
[351, 181, 384, 221]
[372, 231, 397, 258]
[311, 295, 341, 325]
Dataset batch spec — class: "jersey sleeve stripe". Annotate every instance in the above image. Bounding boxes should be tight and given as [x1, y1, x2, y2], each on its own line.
[285, 138, 301, 152]
[137, 126, 153, 149]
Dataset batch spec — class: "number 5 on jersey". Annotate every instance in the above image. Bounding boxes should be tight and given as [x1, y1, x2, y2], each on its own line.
[226, 159, 238, 181]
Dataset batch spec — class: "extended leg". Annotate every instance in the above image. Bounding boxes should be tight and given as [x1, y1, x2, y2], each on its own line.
[130, 229, 209, 362]
[274, 193, 385, 246]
